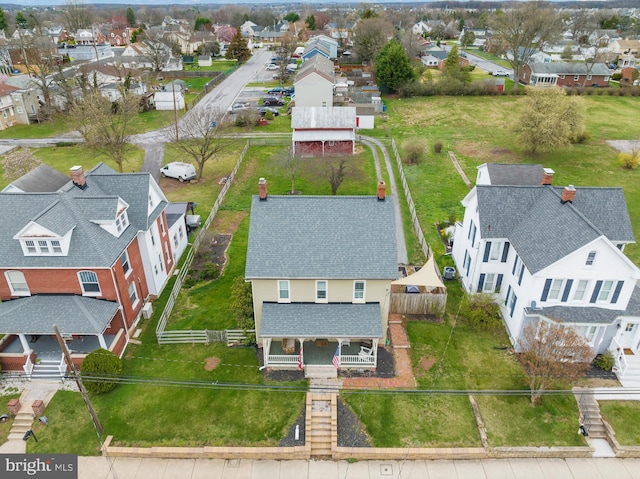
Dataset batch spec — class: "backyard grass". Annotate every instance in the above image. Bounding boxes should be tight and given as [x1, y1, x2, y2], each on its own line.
[0, 115, 72, 139]
[599, 401, 640, 445]
[0, 393, 20, 446]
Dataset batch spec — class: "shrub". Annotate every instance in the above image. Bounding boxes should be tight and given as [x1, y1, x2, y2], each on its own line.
[593, 352, 615, 372]
[434, 141, 443, 154]
[619, 149, 640, 169]
[80, 349, 123, 394]
[571, 131, 590, 144]
[612, 73, 622, 81]
[55, 141, 76, 147]
[403, 138, 427, 165]
[264, 110, 274, 121]
[460, 293, 503, 331]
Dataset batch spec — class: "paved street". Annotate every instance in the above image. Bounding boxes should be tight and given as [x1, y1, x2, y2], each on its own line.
[81, 457, 640, 479]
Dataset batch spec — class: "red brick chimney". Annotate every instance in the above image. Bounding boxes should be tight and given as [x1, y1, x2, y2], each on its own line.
[377, 180, 386, 201]
[70, 165, 86, 188]
[258, 177, 267, 201]
[561, 185, 576, 203]
[541, 167, 555, 185]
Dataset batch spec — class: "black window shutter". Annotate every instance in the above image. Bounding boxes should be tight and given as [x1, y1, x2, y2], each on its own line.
[495, 274, 503, 293]
[512, 255, 518, 275]
[590, 280, 603, 303]
[611, 281, 624, 304]
[541, 279, 552, 301]
[509, 294, 517, 317]
[501, 242, 510, 263]
[483, 242, 491, 262]
[505, 285, 512, 306]
[561, 279, 573, 302]
[477, 274, 485, 293]
[518, 265, 525, 286]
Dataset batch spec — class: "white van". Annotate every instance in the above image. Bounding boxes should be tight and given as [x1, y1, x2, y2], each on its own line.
[160, 162, 197, 182]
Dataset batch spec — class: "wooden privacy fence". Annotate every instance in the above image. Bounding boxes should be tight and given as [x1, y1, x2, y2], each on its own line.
[156, 142, 249, 344]
[391, 138, 431, 260]
[389, 289, 447, 317]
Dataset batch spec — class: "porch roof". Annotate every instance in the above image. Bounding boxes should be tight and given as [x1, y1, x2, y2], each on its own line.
[260, 302, 383, 338]
[0, 295, 118, 335]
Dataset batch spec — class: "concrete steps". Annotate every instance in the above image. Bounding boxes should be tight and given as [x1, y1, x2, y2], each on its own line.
[306, 393, 337, 458]
[31, 360, 65, 381]
[305, 364, 337, 379]
[575, 389, 607, 439]
[7, 411, 34, 441]
[618, 361, 640, 388]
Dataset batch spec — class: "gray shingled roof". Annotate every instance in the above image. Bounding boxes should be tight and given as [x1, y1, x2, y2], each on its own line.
[486, 164, 544, 186]
[291, 107, 356, 129]
[298, 54, 335, 78]
[0, 163, 166, 268]
[528, 287, 640, 324]
[246, 195, 397, 279]
[528, 62, 611, 76]
[6, 164, 70, 193]
[477, 185, 634, 274]
[0, 295, 119, 334]
[260, 302, 383, 337]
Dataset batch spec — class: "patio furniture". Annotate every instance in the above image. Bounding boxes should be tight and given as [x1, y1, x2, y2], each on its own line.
[282, 338, 295, 353]
[359, 346, 373, 357]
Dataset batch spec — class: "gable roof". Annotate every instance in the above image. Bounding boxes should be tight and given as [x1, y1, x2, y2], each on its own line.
[297, 54, 334, 78]
[4, 164, 70, 193]
[476, 185, 635, 274]
[485, 164, 545, 186]
[292, 106, 355, 129]
[527, 62, 611, 76]
[246, 195, 397, 280]
[0, 163, 167, 269]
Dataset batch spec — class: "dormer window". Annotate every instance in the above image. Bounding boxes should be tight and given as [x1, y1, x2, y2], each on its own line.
[115, 211, 129, 233]
[21, 238, 67, 256]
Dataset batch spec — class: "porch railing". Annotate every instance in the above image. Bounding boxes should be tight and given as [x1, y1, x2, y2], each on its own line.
[23, 355, 33, 378]
[268, 354, 299, 364]
[610, 338, 628, 377]
[341, 354, 375, 367]
[58, 354, 67, 376]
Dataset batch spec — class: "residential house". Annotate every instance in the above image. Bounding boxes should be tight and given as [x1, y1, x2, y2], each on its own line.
[512, 47, 551, 64]
[164, 203, 189, 264]
[1, 164, 69, 193]
[291, 106, 356, 157]
[294, 55, 335, 107]
[618, 55, 636, 69]
[0, 84, 19, 130]
[10, 87, 40, 124]
[520, 62, 611, 87]
[452, 164, 640, 386]
[109, 28, 134, 47]
[99, 81, 147, 102]
[419, 50, 469, 70]
[0, 163, 179, 377]
[245, 179, 397, 377]
[301, 43, 331, 62]
[154, 90, 185, 111]
[308, 35, 339, 59]
[457, 27, 491, 48]
[74, 28, 108, 46]
[608, 39, 640, 57]
[412, 21, 430, 35]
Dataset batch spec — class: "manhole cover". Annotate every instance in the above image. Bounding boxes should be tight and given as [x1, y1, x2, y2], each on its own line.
[380, 464, 393, 476]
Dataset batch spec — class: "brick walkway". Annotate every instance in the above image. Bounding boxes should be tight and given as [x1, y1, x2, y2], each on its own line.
[343, 315, 416, 389]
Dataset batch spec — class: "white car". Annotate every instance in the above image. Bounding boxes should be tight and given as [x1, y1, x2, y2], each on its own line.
[266, 63, 278, 71]
[492, 70, 510, 77]
[160, 162, 196, 182]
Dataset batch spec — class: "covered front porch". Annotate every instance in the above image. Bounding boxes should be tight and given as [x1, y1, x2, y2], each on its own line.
[259, 302, 383, 374]
[0, 295, 125, 378]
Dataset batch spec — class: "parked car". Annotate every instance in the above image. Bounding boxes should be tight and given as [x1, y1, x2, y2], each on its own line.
[266, 63, 278, 71]
[492, 70, 510, 77]
[262, 96, 285, 106]
[256, 106, 280, 117]
[160, 162, 197, 182]
[267, 87, 294, 97]
[229, 102, 250, 113]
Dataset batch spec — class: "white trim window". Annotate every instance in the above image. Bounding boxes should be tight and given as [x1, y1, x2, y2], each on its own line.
[547, 279, 564, 301]
[78, 271, 101, 295]
[128, 282, 139, 308]
[115, 211, 129, 234]
[586, 251, 596, 266]
[22, 239, 64, 256]
[573, 280, 589, 302]
[316, 280, 328, 302]
[278, 280, 290, 303]
[597, 280, 614, 302]
[121, 251, 131, 276]
[353, 281, 365, 303]
[5, 270, 30, 296]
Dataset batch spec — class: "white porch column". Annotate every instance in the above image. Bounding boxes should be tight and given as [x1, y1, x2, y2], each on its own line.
[18, 334, 31, 354]
[263, 338, 272, 367]
[98, 334, 108, 350]
[373, 338, 379, 366]
[298, 338, 305, 366]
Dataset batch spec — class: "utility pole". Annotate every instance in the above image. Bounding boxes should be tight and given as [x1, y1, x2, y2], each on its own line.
[54, 325, 103, 435]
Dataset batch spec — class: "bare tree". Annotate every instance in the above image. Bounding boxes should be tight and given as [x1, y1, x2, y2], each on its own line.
[2, 148, 42, 182]
[308, 157, 363, 195]
[400, 30, 422, 60]
[519, 321, 595, 405]
[63, 0, 93, 31]
[70, 90, 140, 173]
[169, 109, 231, 181]
[276, 147, 304, 194]
[576, 14, 611, 88]
[352, 17, 395, 64]
[140, 30, 172, 72]
[490, 1, 563, 89]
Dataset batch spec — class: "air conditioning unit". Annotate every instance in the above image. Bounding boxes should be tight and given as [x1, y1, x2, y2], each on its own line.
[142, 302, 153, 319]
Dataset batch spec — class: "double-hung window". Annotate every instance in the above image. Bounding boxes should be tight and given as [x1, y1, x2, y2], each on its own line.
[78, 271, 100, 295]
[573, 280, 589, 301]
[128, 282, 138, 307]
[121, 251, 131, 275]
[598, 280, 614, 302]
[316, 280, 327, 302]
[5, 271, 30, 296]
[278, 280, 290, 302]
[354, 281, 365, 302]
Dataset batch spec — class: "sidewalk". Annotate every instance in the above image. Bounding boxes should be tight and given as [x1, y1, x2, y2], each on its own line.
[80, 457, 640, 479]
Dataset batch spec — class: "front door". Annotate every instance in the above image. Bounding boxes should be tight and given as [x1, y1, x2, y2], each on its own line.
[617, 320, 640, 351]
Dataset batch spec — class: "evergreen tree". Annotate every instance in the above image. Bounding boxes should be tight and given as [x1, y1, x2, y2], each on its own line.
[443, 44, 461, 76]
[225, 29, 251, 63]
[125, 7, 136, 27]
[15, 11, 27, 29]
[284, 13, 300, 23]
[0, 8, 7, 31]
[305, 15, 316, 31]
[194, 17, 212, 32]
[375, 39, 415, 92]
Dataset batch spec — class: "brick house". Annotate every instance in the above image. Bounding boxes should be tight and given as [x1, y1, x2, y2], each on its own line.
[520, 62, 611, 87]
[0, 163, 178, 379]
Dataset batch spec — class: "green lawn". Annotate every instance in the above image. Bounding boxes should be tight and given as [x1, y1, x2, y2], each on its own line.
[0, 393, 21, 446]
[0, 115, 72, 139]
[599, 401, 640, 445]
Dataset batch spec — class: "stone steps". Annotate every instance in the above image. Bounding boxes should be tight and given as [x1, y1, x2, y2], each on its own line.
[575, 389, 607, 439]
[306, 393, 337, 458]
